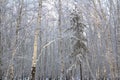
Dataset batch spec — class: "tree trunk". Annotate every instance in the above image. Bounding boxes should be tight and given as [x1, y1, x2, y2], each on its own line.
[58, 0, 64, 79]
[0, 4, 2, 80]
[116, 0, 120, 78]
[80, 62, 82, 80]
[30, 0, 42, 80]
[44, 24, 48, 79]
[9, 0, 23, 79]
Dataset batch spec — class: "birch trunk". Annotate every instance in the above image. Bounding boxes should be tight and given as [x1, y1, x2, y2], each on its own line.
[30, 0, 42, 80]
[8, 0, 23, 79]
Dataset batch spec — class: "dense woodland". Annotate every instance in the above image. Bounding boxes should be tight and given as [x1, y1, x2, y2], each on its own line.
[0, 0, 120, 80]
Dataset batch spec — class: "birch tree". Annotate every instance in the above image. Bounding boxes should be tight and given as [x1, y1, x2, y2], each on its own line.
[30, 0, 42, 80]
[4, 0, 24, 80]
